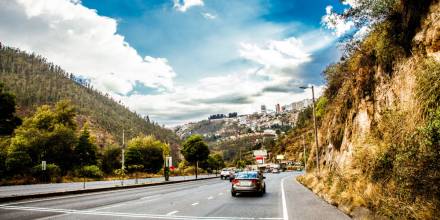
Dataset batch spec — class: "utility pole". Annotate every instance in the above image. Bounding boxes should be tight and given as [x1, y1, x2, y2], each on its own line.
[311, 86, 320, 175]
[121, 129, 125, 186]
[299, 85, 320, 175]
[303, 134, 307, 174]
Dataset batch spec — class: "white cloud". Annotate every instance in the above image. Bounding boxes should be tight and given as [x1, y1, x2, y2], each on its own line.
[322, 5, 354, 37]
[239, 37, 311, 69]
[342, 0, 359, 8]
[174, 0, 204, 12]
[122, 34, 334, 126]
[202, 12, 216, 20]
[0, 0, 176, 95]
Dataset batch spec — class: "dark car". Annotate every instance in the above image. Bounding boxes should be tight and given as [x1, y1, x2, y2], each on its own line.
[231, 171, 266, 197]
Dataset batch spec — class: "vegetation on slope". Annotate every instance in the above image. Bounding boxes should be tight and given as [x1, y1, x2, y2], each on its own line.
[279, 0, 439, 219]
[0, 43, 179, 149]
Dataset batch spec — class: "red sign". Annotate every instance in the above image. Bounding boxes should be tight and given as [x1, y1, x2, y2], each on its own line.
[170, 165, 175, 171]
[255, 156, 264, 160]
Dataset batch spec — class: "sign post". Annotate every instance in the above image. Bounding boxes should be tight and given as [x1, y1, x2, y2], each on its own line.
[41, 161, 47, 183]
[164, 156, 171, 181]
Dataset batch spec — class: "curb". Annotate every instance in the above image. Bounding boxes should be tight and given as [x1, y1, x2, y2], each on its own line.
[0, 176, 219, 203]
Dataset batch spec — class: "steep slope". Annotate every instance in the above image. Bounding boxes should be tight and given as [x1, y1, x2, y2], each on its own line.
[280, 1, 439, 219]
[0, 43, 180, 157]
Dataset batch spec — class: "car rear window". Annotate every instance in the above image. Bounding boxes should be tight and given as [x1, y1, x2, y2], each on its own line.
[236, 172, 258, 179]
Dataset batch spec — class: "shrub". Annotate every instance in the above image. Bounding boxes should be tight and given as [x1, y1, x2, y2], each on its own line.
[76, 165, 103, 179]
[101, 145, 121, 174]
[32, 163, 61, 182]
[415, 57, 440, 116]
[5, 151, 32, 176]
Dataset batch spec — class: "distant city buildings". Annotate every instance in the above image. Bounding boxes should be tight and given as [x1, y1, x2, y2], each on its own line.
[261, 105, 267, 114]
[275, 104, 281, 114]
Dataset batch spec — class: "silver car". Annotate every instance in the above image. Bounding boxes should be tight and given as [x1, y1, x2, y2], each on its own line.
[231, 171, 266, 197]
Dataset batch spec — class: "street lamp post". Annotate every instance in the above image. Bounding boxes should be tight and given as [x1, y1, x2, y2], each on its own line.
[299, 85, 320, 175]
[303, 134, 307, 174]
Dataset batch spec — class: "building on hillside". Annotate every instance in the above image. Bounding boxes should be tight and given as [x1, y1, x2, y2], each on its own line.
[261, 105, 267, 114]
[275, 103, 281, 114]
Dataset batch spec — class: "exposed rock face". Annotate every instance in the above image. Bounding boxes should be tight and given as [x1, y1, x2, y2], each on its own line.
[414, 2, 440, 59]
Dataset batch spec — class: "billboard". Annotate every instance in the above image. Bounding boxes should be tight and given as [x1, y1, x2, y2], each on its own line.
[253, 150, 267, 157]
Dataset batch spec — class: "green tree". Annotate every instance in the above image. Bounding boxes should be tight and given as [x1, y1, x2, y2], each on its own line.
[75, 125, 97, 166]
[206, 154, 225, 175]
[9, 101, 78, 173]
[0, 82, 21, 136]
[181, 135, 210, 179]
[125, 135, 164, 173]
[101, 145, 121, 174]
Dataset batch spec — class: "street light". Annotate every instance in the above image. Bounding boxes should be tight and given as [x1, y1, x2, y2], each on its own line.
[299, 85, 320, 175]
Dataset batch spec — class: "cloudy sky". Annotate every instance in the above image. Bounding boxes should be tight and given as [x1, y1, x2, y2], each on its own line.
[0, 0, 353, 126]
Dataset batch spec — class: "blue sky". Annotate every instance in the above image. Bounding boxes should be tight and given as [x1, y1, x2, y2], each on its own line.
[82, 0, 344, 84]
[0, 0, 352, 126]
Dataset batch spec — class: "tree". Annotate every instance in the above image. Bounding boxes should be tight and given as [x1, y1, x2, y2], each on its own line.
[101, 145, 121, 174]
[181, 135, 210, 179]
[9, 101, 78, 173]
[206, 154, 225, 175]
[125, 135, 164, 173]
[0, 82, 21, 136]
[74, 125, 97, 167]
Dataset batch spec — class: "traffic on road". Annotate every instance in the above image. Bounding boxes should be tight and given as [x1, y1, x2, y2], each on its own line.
[0, 171, 350, 220]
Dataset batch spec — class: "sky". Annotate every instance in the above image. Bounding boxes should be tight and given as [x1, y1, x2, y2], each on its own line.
[0, 0, 356, 126]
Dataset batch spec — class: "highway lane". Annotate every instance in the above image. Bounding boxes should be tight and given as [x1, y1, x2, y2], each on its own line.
[0, 175, 212, 198]
[0, 172, 350, 220]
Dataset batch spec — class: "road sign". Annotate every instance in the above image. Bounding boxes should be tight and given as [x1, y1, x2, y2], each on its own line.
[276, 155, 285, 160]
[42, 161, 46, 171]
[253, 150, 267, 157]
[165, 156, 172, 167]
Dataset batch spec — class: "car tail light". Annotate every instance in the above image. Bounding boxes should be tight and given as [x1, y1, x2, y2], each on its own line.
[251, 179, 258, 185]
[232, 179, 239, 185]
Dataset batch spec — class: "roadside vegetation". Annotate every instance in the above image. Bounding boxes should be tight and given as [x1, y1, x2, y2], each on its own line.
[0, 85, 225, 185]
[278, 0, 439, 219]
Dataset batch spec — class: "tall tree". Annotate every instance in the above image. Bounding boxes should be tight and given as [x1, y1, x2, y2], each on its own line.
[75, 125, 97, 167]
[181, 135, 210, 179]
[0, 82, 21, 135]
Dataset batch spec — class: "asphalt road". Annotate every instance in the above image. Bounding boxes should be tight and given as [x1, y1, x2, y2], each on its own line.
[0, 175, 212, 198]
[0, 172, 350, 220]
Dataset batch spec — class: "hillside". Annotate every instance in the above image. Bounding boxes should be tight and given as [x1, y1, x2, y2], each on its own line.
[278, 0, 440, 219]
[175, 111, 296, 163]
[0, 43, 180, 158]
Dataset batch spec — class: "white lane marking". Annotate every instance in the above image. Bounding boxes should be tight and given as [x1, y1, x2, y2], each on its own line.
[1, 178, 220, 206]
[281, 178, 289, 220]
[218, 192, 223, 196]
[207, 196, 213, 200]
[191, 202, 199, 206]
[0, 204, 283, 219]
[166, 210, 179, 216]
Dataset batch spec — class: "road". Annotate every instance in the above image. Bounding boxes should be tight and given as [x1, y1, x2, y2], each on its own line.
[0, 175, 212, 198]
[0, 172, 350, 220]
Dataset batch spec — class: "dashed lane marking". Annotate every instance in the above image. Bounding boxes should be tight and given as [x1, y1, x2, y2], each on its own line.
[191, 202, 199, 206]
[0, 205, 284, 219]
[166, 210, 179, 216]
[207, 196, 213, 200]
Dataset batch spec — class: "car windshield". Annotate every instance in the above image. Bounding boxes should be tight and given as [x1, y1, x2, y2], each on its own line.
[235, 172, 258, 179]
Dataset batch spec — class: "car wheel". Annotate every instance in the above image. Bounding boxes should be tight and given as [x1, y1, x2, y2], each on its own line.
[231, 191, 237, 197]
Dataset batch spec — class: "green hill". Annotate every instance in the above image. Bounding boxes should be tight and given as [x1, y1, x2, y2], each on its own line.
[0, 43, 180, 154]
